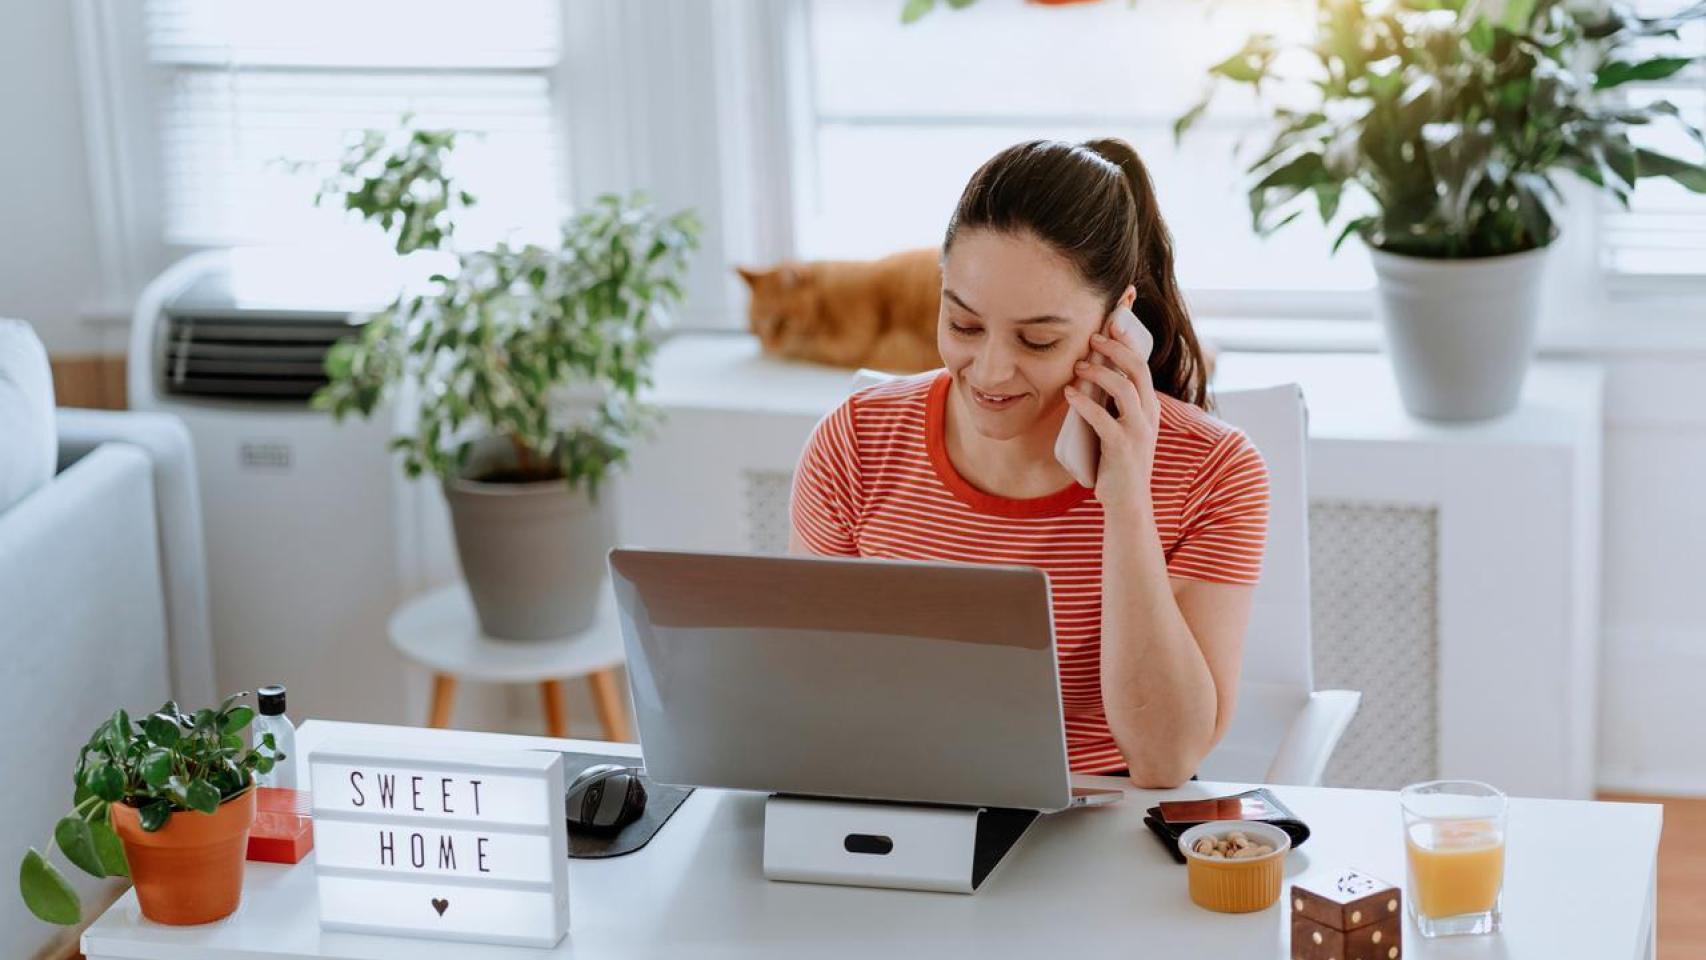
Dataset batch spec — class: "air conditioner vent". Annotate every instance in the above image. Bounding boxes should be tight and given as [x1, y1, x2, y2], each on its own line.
[162, 312, 357, 402]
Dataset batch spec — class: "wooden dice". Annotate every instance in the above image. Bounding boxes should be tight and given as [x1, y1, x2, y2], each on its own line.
[1290, 869, 1402, 960]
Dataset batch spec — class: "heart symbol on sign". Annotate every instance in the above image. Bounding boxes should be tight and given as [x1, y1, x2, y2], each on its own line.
[431, 898, 449, 917]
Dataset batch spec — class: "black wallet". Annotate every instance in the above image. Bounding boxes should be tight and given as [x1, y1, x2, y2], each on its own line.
[1143, 787, 1312, 864]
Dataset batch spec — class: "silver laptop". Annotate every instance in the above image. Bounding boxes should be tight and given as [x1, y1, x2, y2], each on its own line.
[608, 548, 1113, 814]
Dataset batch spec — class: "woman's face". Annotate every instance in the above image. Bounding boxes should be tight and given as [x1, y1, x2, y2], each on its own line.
[938, 228, 1110, 442]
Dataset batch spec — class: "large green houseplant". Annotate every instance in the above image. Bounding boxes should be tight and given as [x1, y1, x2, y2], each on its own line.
[313, 120, 701, 639]
[1178, 0, 1706, 419]
[19, 695, 282, 927]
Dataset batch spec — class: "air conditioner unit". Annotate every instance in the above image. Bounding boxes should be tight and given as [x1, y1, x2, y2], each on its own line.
[128, 247, 438, 725]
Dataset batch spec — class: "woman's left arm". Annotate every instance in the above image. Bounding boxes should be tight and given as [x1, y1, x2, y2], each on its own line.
[1099, 508, 1254, 787]
[1064, 321, 1258, 788]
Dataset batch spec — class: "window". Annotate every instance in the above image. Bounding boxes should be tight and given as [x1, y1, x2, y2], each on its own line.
[143, 0, 564, 250]
[1599, 0, 1706, 282]
[786, 0, 1374, 307]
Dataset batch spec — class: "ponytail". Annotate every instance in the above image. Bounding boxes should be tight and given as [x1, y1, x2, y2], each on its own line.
[1081, 138, 1209, 409]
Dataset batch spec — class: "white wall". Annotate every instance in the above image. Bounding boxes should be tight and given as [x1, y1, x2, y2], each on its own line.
[1596, 354, 1706, 794]
[0, 0, 103, 354]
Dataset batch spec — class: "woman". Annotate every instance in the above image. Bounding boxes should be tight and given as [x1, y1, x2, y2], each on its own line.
[788, 139, 1269, 788]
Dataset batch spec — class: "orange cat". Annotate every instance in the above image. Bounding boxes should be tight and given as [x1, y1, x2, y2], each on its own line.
[736, 247, 1217, 382]
[736, 248, 943, 373]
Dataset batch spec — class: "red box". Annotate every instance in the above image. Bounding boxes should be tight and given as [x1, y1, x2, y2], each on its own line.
[247, 787, 314, 864]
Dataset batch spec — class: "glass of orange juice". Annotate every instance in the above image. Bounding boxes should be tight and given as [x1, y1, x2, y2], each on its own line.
[1400, 780, 1506, 937]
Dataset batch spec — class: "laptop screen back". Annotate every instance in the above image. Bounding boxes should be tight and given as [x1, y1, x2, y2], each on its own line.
[608, 549, 1074, 812]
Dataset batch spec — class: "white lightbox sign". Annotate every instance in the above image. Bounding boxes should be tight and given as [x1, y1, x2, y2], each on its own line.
[309, 738, 568, 948]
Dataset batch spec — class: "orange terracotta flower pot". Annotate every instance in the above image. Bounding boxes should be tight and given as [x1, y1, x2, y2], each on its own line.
[110, 788, 256, 925]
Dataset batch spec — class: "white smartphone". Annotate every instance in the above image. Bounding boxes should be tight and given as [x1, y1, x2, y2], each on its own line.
[1054, 306, 1154, 488]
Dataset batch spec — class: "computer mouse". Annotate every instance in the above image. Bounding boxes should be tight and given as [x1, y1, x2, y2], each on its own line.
[565, 763, 648, 835]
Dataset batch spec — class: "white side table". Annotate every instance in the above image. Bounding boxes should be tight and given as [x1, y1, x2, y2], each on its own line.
[386, 584, 631, 741]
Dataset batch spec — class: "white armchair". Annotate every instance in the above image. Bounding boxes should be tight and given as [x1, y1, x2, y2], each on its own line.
[0, 319, 215, 955]
[850, 371, 1359, 786]
[1201, 384, 1360, 786]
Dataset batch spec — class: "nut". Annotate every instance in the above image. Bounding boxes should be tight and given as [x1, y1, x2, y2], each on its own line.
[1188, 830, 1277, 860]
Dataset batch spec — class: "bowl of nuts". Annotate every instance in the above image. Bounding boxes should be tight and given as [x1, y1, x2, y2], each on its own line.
[1178, 821, 1292, 913]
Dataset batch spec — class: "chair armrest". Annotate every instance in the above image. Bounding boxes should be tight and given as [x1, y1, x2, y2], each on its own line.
[0, 444, 172, 958]
[53, 409, 215, 705]
[1264, 689, 1362, 787]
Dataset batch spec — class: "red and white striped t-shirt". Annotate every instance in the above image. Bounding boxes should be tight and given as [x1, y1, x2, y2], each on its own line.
[790, 370, 1269, 774]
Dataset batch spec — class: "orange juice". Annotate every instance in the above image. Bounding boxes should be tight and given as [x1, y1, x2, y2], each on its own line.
[1405, 819, 1505, 918]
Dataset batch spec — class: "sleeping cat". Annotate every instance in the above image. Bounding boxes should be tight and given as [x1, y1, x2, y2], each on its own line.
[736, 247, 1218, 382]
[736, 248, 943, 373]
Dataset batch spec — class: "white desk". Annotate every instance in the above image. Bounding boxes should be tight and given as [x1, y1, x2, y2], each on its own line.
[84, 721, 1659, 960]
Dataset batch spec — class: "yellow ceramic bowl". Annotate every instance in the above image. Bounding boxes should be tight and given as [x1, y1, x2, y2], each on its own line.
[1178, 821, 1292, 913]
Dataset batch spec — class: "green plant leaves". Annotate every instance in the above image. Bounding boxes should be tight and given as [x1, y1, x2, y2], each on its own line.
[86, 762, 124, 802]
[314, 133, 698, 492]
[1497, 0, 1538, 31]
[139, 799, 171, 833]
[62, 693, 275, 824]
[54, 816, 106, 878]
[186, 780, 223, 816]
[1594, 56, 1698, 90]
[1210, 34, 1277, 84]
[143, 712, 180, 748]
[103, 709, 131, 754]
[1173, 96, 1211, 144]
[1637, 148, 1706, 192]
[1175, 0, 1706, 258]
[20, 849, 79, 925]
[1249, 152, 1332, 233]
[140, 748, 173, 788]
[29, 696, 280, 918]
[91, 820, 127, 877]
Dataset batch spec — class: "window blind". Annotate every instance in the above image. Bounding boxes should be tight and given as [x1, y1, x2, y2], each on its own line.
[143, 0, 563, 249]
[1599, 1, 1706, 280]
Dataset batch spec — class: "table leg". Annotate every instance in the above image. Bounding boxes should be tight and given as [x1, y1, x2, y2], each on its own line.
[541, 680, 569, 739]
[1645, 857, 1658, 960]
[428, 674, 456, 728]
[589, 669, 632, 742]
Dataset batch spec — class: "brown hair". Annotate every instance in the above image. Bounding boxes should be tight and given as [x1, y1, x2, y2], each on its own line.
[942, 138, 1209, 409]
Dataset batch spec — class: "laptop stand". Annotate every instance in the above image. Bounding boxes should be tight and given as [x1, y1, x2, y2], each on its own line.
[761, 794, 1039, 894]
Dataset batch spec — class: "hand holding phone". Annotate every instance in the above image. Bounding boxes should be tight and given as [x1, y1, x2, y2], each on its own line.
[1054, 306, 1154, 488]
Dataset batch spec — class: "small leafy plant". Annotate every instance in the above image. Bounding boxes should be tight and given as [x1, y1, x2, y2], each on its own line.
[313, 117, 475, 257]
[310, 117, 702, 495]
[1176, 0, 1706, 258]
[18, 694, 282, 925]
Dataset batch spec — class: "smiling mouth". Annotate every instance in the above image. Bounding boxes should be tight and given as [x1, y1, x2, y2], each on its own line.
[969, 386, 1024, 409]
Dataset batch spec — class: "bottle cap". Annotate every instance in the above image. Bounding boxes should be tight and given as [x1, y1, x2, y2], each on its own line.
[258, 685, 287, 716]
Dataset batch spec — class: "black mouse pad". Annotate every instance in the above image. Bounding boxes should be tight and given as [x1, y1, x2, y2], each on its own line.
[555, 751, 694, 859]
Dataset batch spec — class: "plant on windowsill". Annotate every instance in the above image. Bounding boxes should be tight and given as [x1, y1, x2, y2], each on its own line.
[310, 117, 702, 640]
[1176, 0, 1706, 420]
[18, 694, 282, 927]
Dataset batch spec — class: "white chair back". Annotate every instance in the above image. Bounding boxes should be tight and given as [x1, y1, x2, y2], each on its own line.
[839, 372, 1318, 783]
[1196, 384, 1314, 782]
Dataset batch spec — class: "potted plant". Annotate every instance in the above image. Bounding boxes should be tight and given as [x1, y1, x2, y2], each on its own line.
[1178, 0, 1706, 420]
[18, 695, 283, 927]
[312, 119, 701, 640]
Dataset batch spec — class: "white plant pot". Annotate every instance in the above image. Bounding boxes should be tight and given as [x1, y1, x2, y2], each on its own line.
[1369, 245, 1551, 422]
[441, 439, 614, 641]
